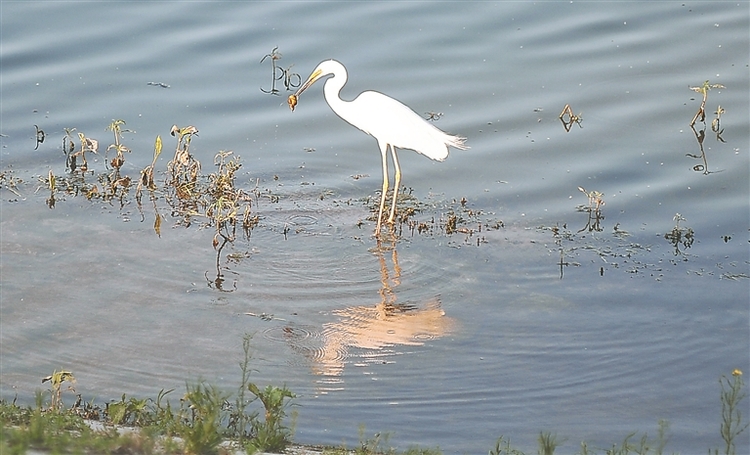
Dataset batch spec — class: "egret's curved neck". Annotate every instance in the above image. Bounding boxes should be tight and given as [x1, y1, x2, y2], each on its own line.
[322, 69, 353, 121]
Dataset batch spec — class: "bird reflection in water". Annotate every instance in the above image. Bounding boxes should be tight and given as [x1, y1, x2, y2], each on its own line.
[283, 239, 454, 379]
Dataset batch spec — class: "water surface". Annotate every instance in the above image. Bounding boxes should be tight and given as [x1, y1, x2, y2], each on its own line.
[1, 2, 748, 454]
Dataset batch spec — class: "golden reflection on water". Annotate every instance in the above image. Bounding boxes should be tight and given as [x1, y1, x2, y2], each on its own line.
[288, 239, 454, 379]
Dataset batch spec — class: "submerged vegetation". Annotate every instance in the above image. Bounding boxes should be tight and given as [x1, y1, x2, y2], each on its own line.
[1, 72, 740, 284]
[31, 119, 495, 244]
[1, 116, 512, 294]
[1, 365, 746, 454]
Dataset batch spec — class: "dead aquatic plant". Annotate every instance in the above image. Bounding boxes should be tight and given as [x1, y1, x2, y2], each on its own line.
[576, 186, 604, 233]
[51, 127, 130, 204]
[64, 130, 99, 173]
[136, 135, 163, 199]
[689, 80, 725, 127]
[105, 119, 133, 173]
[96, 170, 132, 206]
[664, 213, 694, 256]
[559, 103, 583, 132]
[62, 128, 76, 170]
[180, 151, 254, 291]
[444, 210, 459, 235]
[136, 135, 165, 236]
[45, 169, 56, 208]
[165, 124, 201, 224]
[205, 150, 254, 246]
[0, 168, 24, 198]
[167, 124, 201, 193]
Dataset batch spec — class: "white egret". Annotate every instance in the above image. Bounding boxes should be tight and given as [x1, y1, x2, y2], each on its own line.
[289, 59, 468, 236]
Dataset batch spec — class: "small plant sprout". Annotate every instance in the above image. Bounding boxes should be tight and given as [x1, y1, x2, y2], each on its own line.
[579, 186, 604, 211]
[105, 119, 132, 172]
[46, 169, 56, 208]
[689, 80, 725, 126]
[576, 186, 604, 232]
[559, 104, 583, 132]
[488, 435, 524, 455]
[137, 135, 162, 197]
[41, 370, 76, 411]
[136, 135, 164, 236]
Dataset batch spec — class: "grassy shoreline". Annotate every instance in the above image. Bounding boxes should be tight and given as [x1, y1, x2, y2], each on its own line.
[2, 363, 746, 455]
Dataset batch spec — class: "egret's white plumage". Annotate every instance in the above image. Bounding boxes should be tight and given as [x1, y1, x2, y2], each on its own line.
[290, 59, 468, 235]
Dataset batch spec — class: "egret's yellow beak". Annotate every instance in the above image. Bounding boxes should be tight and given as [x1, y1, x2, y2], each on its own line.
[288, 68, 323, 112]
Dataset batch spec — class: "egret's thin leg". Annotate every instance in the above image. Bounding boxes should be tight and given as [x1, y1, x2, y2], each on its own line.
[388, 146, 401, 224]
[376, 142, 390, 235]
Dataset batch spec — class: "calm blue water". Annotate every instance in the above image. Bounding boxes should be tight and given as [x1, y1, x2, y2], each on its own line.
[2, 2, 749, 454]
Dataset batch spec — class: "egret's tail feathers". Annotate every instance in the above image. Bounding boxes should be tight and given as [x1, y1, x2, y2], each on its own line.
[447, 134, 469, 151]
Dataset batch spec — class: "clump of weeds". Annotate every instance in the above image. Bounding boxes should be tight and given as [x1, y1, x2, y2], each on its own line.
[1, 368, 748, 455]
[664, 213, 695, 256]
[135, 135, 165, 235]
[204, 150, 255, 246]
[177, 381, 228, 455]
[1, 335, 299, 455]
[246, 383, 296, 454]
[65, 130, 99, 173]
[576, 186, 605, 233]
[40, 370, 76, 411]
[165, 124, 202, 219]
[0, 168, 24, 198]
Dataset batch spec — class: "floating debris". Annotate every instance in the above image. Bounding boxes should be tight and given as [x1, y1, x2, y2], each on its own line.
[34, 124, 45, 150]
[559, 104, 582, 132]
